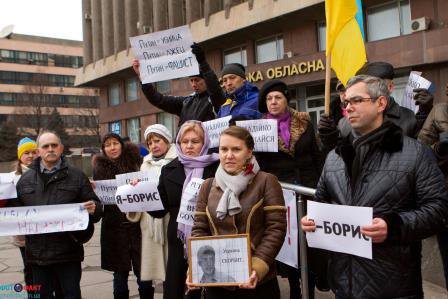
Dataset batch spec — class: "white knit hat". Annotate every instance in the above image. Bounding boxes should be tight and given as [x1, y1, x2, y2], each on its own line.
[144, 124, 173, 143]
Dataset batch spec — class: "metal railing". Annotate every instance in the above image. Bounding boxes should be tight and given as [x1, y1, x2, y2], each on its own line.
[280, 182, 316, 299]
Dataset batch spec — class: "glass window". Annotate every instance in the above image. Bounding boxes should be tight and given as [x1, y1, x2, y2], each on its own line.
[367, 0, 411, 42]
[317, 21, 326, 52]
[109, 83, 121, 106]
[155, 81, 171, 94]
[256, 36, 284, 64]
[127, 118, 140, 143]
[157, 112, 176, 138]
[223, 47, 247, 66]
[126, 77, 138, 101]
[109, 121, 121, 135]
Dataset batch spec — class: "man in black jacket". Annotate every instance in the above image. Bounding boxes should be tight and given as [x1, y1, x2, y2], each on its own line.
[302, 75, 448, 298]
[13, 131, 102, 299]
[133, 44, 225, 127]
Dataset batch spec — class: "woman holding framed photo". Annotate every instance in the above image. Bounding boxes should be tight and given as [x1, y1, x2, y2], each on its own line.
[190, 126, 287, 299]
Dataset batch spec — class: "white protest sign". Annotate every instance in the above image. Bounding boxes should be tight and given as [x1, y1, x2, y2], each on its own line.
[276, 189, 298, 268]
[177, 178, 204, 226]
[235, 119, 278, 152]
[0, 173, 17, 200]
[115, 181, 164, 212]
[401, 71, 432, 113]
[0, 203, 88, 236]
[203, 116, 231, 148]
[130, 25, 199, 84]
[115, 170, 157, 187]
[306, 201, 372, 259]
[93, 179, 117, 205]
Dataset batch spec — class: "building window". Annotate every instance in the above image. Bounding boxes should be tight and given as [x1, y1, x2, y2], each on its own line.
[127, 118, 140, 143]
[126, 77, 138, 102]
[256, 35, 284, 64]
[317, 21, 326, 52]
[223, 46, 247, 66]
[157, 112, 176, 138]
[367, 0, 411, 42]
[109, 83, 121, 106]
[109, 121, 121, 135]
[155, 81, 171, 94]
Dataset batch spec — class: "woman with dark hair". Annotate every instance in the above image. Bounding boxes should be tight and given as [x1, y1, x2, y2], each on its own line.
[149, 120, 219, 299]
[189, 126, 287, 299]
[92, 133, 152, 299]
[257, 80, 327, 298]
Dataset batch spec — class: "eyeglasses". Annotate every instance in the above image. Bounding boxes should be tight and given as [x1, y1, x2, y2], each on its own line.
[340, 97, 376, 109]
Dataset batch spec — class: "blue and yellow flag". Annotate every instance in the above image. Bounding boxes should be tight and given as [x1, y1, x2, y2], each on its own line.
[326, 0, 367, 85]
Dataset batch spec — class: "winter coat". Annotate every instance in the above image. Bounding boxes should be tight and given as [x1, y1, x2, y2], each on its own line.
[126, 144, 177, 281]
[148, 158, 218, 299]
[13, 157, 102, 265]
[217, 80, 261, 120]
[316, 121, 448, 298]
[141, 62, 225, 127]
[192, 171, 286, 284]
[92, 142, 143, 272]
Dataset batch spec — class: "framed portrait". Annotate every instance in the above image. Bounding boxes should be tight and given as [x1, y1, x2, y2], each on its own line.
[188, 234, 252, 287]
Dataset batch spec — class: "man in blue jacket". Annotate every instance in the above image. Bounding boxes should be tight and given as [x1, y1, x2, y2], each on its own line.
[217, 63, 261, 120]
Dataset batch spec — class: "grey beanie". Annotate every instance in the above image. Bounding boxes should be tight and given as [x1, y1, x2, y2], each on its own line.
[144, 124, 173, 144]
[221, 63, 246, 79]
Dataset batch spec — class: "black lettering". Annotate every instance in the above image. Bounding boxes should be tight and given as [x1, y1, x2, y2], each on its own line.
[323, 221, 332, 234]
[116, 195, 122, 204]
[342, 224, 351, 236]
[332, 222, 342, 235]
[127, 194, 133, 203]
[351, 225, 361, 238]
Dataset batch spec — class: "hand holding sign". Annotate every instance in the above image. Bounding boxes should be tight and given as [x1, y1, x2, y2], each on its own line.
[361, 218, 388, 243]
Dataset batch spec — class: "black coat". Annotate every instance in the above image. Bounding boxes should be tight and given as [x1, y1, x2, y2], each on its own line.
[149, 158, 218, 299]
[141, 62, 225, 127]
[316, 122, 448, 298]
[92, 143, 143, 272]
[14, 157, 102, 265]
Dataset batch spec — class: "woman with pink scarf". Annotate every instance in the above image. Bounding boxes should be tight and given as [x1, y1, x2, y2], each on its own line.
[149, 120, 219, 299]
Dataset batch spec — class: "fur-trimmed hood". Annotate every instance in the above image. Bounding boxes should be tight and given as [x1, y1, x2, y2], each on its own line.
[92, 142, 143, 180]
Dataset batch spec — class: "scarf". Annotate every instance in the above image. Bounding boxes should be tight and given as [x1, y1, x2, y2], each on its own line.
[175, 121, 219, 251]
[215, 156, 260, 220]
[267, 110, 292, 149]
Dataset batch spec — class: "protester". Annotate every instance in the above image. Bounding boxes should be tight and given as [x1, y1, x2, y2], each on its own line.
[92, 133, 150, 299]
[301, 75, 448, 298]
[12, 131, 102, 298]
[418, 81, 448, 289]
[132, 43, 225, 127]
[189, 126, 286, 299]
[256, 80, 327, 298]
[126, 124, 177, 287]
[217, 63, 261, 120]
[149, 120, 219, 299]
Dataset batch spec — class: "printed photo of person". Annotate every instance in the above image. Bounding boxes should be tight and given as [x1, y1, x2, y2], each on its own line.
[197, 245, 235, 283]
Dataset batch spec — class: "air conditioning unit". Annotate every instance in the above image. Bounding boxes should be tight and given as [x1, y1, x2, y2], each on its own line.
[283, 51, 293, 58]
[411, 17, 430, 33]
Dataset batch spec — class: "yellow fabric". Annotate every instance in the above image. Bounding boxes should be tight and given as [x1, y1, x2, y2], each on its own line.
[325, 0, 367, 85]
[221, 98, 233, 106]
[17, 142, 37, 160]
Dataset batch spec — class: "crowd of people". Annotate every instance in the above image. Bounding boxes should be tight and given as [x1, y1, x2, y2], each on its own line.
[2, 42, 448, 299]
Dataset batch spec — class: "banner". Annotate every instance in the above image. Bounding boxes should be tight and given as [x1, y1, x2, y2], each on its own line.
[401, 71, 432, 113]
[177, 178, 204, 225]
[203, 116, 231, 148]
[115, 181, 164, 212]
[0, 203, 89, 236]
[130, 25, 199, 84]
[235, 119, 278, 152]
[93, 179, 117, 205]
[306, 201, 372, 259]
[276, 189, 298, 268]
[0, 173, 17, 200]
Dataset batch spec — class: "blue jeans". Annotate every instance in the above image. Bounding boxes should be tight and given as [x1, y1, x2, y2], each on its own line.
[113, 271, 154, 298]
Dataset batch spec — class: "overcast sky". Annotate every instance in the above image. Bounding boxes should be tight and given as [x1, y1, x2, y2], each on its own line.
[0, 0, 82, 40]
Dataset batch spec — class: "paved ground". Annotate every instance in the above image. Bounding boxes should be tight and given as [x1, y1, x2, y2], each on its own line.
[0, 223, 447, 299]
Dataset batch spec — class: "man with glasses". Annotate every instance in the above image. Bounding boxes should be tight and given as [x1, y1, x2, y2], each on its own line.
[302, 75, 448, 298]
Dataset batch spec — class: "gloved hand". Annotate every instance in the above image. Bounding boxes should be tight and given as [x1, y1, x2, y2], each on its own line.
[318, 114, 337, 135]
[437, 131, 448, 156]
[413, 88, 433, 114]
[191, 42, 205, 64]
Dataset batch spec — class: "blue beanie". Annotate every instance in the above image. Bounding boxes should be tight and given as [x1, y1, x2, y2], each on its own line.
[17, 137, 37, 159]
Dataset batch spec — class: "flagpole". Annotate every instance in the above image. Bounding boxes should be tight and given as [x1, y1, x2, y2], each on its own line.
[324, 53, 331, 114]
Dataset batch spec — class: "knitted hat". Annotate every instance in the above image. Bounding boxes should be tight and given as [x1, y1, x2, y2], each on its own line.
[17, 137, 37, 160]
[258, 80, 290, 113]
[221, 63, 246, 79]
[356, 62, 395, 80]
[144, 124, 173, 144]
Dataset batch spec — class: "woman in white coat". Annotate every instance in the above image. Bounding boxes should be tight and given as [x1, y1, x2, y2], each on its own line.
[127, 124, 177, 290]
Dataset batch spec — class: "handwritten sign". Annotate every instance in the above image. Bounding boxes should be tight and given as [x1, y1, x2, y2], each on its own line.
[401, 71, 432, 113]
[306, 201, 372, 259]
[235, 119, 278, 152]
[93, 179, 117, 205]
[130, 25, 199, 84]
[115, 170, 157, 187]
[0, 173, 17, 200]
[276, 189, 298, 268]
[0, 203, 89, 236]
[115, 181, 164, 212]
[177, 178, 204, 226]
[203, 116, 231, 148]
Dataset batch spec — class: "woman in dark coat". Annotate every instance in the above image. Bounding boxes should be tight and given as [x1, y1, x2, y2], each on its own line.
[92, 133, 152, 299]
[149, 121, 219, 299]
[256, 80, 328, 299]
